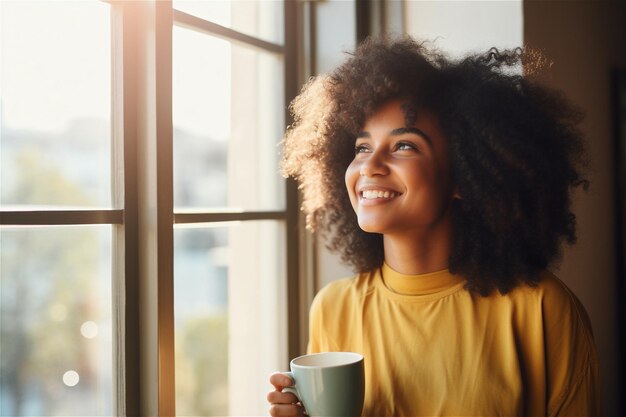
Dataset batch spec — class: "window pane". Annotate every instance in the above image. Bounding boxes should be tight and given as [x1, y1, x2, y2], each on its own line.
[173, 0, 284, 45]
[0, 1, 112, 209]
[0, 226, 113, 416]
[173, 28, 285, 211]
[174, 221, 287, 416]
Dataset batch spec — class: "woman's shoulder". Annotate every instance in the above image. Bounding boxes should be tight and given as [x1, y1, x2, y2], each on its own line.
[311, 270, 378, 310]
[507, 270, 595, 337]
[501, 270, 572, 304]
[515, 271, 587, 309]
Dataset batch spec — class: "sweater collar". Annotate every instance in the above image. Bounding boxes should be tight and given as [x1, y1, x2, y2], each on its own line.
[381, 262, 466, 296]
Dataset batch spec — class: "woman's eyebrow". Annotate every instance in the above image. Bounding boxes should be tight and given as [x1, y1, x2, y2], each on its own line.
[356, 127, 433, 144]
[390, 127, 432, 145]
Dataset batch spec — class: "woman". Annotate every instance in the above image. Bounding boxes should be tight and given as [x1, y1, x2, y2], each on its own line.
[268, 36, 600, 416]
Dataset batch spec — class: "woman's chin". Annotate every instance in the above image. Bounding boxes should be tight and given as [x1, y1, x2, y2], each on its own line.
[357, 220, 384, 234]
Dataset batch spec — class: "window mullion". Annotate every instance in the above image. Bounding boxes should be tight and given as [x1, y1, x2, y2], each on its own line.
[112, 1, 140, 416]
[154, 2, 176, 416]
[284, 0, 306, 364]
[120, 1, 175, 416]
[173, 9, 284, 54]
[0, 209, 123, 225]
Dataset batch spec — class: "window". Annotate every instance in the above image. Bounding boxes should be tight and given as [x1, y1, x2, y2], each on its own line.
[0, 1, 304, 416]
[1, 2, 114, 416]
[171, 3, 293, 414]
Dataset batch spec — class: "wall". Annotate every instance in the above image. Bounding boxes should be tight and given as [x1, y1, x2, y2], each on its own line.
[313, 0, 359, 288]
[524, 2, 626, 415]
[405, 0, 523, 58]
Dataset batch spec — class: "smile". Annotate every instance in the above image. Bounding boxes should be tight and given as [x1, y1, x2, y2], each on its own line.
[360, 190, 399, 200]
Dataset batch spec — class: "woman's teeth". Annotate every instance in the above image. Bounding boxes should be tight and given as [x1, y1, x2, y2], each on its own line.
[361, 190, 397, 199]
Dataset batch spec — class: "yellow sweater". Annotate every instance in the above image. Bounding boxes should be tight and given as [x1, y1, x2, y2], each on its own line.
[307, 263, 601, 416]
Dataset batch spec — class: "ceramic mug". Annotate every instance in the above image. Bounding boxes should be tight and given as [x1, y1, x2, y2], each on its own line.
[284, 352, 365, 417]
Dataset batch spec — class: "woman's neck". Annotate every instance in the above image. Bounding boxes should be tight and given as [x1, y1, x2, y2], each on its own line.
[382, 219, 452, 275]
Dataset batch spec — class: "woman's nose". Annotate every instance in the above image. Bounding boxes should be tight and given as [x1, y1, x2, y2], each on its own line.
[359, 150, 389, 177]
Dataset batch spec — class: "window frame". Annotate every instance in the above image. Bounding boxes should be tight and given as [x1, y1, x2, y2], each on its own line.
[0, 0, 306, 415]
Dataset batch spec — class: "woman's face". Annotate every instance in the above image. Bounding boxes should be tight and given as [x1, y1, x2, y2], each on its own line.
[345, 99, 455, 236]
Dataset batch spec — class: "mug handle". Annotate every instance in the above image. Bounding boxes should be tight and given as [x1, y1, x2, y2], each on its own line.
[281, 372, 300, 401]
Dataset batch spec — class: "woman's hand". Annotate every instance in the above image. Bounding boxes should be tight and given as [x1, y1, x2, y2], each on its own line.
[267, 372, 306, 416]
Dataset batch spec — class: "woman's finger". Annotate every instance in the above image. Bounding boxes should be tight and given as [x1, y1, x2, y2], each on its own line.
[269, 372, 294, 390]
[267, 389, 299, 405]
[269, 403, 306, 417]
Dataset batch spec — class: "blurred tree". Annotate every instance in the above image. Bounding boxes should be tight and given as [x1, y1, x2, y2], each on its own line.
[175, 314, 228, 416]
[1, 148, 102, 416]
[8, 147, 94, 206]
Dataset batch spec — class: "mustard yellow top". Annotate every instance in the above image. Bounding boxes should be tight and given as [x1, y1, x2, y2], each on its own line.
[307, 263, 601, 416]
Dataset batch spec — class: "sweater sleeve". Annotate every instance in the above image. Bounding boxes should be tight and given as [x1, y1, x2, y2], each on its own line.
[306, 288, 325, 354]
[544, 275, 602, 416]
[551, 349, 601, 417]
[306, 280, 345, 354]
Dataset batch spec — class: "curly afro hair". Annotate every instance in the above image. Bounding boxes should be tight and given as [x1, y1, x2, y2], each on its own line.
[281, 35, 588, 295]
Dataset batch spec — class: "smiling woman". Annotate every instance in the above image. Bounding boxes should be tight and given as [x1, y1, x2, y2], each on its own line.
[346, 101, 454, 243]
[345, 101, 456, 274]
[271, 36, 599, 417]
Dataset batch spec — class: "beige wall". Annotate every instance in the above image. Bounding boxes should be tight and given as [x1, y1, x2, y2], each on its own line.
[405, 0, 523, 57]
[313, 0, 360, 288]
[524, 2, 626, 415]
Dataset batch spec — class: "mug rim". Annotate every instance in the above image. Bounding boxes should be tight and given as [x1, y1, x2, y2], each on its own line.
[290, 351, 364, 369]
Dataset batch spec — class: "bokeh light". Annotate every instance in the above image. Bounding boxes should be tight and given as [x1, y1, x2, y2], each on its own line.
[62, 370, 80, 387]
[80, 321, 99, 339]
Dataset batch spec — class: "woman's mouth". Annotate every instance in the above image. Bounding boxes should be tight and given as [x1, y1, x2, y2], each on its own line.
[359, 190, 400, 200]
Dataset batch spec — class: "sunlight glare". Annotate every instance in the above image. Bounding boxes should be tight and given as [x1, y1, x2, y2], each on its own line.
[1, 1, 110, 133]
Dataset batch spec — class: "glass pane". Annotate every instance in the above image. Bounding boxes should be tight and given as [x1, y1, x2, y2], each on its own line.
[174, 221, 287, 416]
[173, 28, 285, 211]
[0, 226, 113, 416]
[0, 1, 112, 209]
[173, 0, 284, 45]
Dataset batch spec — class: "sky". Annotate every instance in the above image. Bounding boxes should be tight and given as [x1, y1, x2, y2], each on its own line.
[1, 1, 111, 133]
[1, 0, 233, 140]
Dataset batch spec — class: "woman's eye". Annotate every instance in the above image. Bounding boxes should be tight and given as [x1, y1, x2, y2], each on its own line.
[396, 142, 417, 151]
[354, 144, 370, 154]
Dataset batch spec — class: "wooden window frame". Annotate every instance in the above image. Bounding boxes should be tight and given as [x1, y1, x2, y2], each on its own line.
[0, 0, 306, 415]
